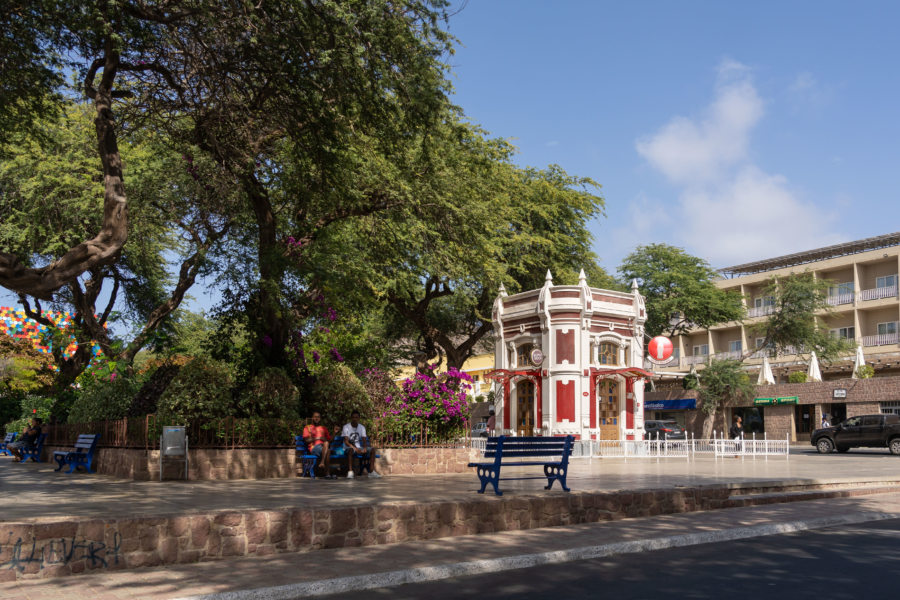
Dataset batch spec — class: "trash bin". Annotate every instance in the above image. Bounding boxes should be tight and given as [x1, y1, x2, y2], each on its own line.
[159, 426, 188, 481]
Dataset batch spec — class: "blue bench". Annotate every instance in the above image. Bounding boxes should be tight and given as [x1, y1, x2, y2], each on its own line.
[468, 435, 574, 496]
[17, 433, 48, 463]
[0, 432, 17, 456]
[295, 435, 379, 478]
[53, 434, 100, 473]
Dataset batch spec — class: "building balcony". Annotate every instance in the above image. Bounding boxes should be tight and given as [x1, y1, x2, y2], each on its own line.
[826, 292, 855, 306]
[862, 333, 899, 347]
[684, 355, 709, 366]
[747, 306, 775, 318]
[712, 350, 742, 360]
[859, 285, 898, 301]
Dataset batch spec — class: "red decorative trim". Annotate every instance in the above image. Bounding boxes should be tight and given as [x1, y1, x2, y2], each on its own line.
[555, 329, 575, 364]
[550, 290, 581, 299]
[556, 380, 575, 421]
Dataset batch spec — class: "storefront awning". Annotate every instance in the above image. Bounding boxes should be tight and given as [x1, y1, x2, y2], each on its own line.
[644, 399, 697, 410]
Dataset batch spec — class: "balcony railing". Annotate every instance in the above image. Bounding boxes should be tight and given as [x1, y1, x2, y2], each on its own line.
[862, 333, 899, 347]
[713, 350, 743, 360]
[684, 355, 709, 365]
[859, 285, 898, 301]
[748, 349, 775, 359]
[826, 292, 855, 306]
[747, 306, 775, 318]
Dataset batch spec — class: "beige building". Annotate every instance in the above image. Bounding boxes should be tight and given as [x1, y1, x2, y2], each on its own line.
[648, 231, 900, 440]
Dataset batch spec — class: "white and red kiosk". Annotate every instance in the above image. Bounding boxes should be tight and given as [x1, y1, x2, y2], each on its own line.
[486, 270, 652, 440]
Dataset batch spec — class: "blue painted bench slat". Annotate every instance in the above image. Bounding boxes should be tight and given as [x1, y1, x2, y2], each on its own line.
[18, 433, 48, 463]
[53, 434, 100, 473]
[468, 435, 574, 496]
[0, 432, 17, 456]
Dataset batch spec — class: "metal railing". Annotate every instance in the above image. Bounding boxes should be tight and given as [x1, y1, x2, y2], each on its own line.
[684, 355, 709, 365]
[572, 432, 790, 460]
[859, 285, 898, 301]
[748, 306, 775, 318]
[826, 292, 855, 306]
[862, 332, 900, 347]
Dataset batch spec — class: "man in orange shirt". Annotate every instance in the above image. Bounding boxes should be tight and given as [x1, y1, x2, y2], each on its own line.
[302, 411, 334, 479]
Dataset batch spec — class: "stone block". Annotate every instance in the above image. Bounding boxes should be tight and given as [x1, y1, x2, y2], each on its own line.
[190, 517, 210, 549]
[245, 512, 267, 545]
[213, 512, 243, 527]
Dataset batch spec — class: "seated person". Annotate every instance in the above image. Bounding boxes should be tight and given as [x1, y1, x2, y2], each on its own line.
[9, 417, 42, 463]
[342, 410, 382, 479]
[302, 411, 335, 479]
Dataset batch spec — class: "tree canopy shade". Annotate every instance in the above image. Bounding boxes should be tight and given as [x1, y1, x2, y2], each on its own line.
[618, 244, 745, 338]
[0, 0, 454, 314]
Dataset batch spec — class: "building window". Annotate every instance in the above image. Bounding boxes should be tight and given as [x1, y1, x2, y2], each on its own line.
[672, 347, 680, 359]
[693, 344, 709, 356]
[877, 322, 898, 335]
[876, 275, 897, 288]
[728, 340, 742, 353]
[517, 343, 535, 368]
[754, 296, 775, 308]
[830, 327, 855, 340]
[827, 282, 854, 296]
[598, 342, 618, 365]
[882, 401, 900, 416]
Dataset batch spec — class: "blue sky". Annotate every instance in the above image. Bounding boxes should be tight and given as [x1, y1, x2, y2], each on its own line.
[4, 2, 899, 314]
[445, 0, 900, 273]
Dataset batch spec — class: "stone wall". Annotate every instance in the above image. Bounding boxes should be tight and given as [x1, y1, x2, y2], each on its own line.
[4, 480, 896, 582]
[40, 446, 480, 480]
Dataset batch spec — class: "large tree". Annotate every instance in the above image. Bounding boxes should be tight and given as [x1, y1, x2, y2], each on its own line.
[0, 1, 454, 377]
[618, 244, 745, 338]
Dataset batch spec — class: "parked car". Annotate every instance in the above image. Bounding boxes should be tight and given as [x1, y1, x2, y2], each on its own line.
[643, 420, 686, 440]
[470, 422, 489, 438]
[810, 413, 900, 454]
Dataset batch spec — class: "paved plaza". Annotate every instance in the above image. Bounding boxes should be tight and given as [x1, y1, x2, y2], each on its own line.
[2, 448, 900, 599]
[2, 447, 900, 521]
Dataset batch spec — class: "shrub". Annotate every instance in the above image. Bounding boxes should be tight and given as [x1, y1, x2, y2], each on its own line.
[788, 372, 807, 384]
[157, 357, 236, 425]
[380, 367, 471, 441]
[6, 394, 55, 433]
[238, 367, 300, 419]
[311, 363, 373, 428]
[856, 364, 875, 379]
[67, 371, 144, 423]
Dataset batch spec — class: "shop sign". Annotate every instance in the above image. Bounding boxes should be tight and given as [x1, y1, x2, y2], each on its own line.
[776, 396, 799, 405]
[754, 397, 775, 406]
[644, 399, 696, 410]
[833, 388, 847, 399]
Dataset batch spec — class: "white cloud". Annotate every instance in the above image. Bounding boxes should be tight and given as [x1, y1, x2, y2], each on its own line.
[635, 60, 842, 268]
[635, 61, 763, 185]
[788, 71, 831, 113]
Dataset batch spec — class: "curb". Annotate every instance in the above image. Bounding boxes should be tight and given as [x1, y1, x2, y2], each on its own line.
[176, 510, 896, 600]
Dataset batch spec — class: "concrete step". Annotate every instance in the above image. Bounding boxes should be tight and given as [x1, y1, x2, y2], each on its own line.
[729, 484, 900, 506]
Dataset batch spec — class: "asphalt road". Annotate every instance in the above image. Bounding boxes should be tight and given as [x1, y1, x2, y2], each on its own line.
[322, 518, 900, 600]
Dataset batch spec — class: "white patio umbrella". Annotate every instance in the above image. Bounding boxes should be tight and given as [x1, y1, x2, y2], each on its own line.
[851, 345, 866, 379]
[807, 351, 822, 382]
[758, 355, 775, 385]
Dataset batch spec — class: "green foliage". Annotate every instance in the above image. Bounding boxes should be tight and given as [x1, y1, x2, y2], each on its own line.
[6, 394, 54, 433]
[697, 359, 755, 416]
[67, 371, 144, 424]
[238, 367, 300, 419]
[750, 272, 852, 362]
[855, 364, 874, 379]
[309, 364, 373, 429]
[0, 337, 55, 399]
[619, 244, 745, 338]
[157, 358, 235, 425]
[682, 371, 700, 390]
[788, 372, 808, 384]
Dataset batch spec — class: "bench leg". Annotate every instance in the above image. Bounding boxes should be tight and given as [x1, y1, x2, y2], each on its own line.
[53, 455, 66, 472]
[475, 466, 502, 496]
[543, 464, 570, 492]
[300, 455, 319, 478]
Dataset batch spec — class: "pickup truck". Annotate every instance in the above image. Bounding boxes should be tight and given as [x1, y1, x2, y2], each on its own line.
[810, 414, 900, 455]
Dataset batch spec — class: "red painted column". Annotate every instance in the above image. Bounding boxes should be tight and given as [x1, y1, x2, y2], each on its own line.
[589, 371, 597, 431]
[503, 380, 511, 430]
[625, 377, 635, 440]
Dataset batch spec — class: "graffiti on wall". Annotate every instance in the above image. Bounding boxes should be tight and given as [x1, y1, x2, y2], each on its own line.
[1, 532, 121, 573]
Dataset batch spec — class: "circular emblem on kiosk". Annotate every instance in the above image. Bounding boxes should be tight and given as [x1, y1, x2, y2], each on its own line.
[647, 336, 674, 364]
[529, 348, 545, 366]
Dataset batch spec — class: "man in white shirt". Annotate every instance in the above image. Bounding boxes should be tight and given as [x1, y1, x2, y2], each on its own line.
[341, 410, 382, 479]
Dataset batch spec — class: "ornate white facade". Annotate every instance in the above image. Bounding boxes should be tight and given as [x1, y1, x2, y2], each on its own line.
[488, 270, 651, 440]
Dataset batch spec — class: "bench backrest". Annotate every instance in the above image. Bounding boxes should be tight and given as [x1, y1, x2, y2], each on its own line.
[3, 432, 15, 443]
[484, 435, 574, 462]
[72, 434, 100, 452]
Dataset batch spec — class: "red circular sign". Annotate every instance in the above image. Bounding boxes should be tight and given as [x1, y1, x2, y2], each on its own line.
[648, 336, 673, 361]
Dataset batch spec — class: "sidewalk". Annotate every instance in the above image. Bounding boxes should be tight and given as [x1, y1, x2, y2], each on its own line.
[3, 491, 899, 600]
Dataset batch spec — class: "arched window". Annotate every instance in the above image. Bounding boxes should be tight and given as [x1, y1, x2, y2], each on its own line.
[598, 342, 619, 366]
